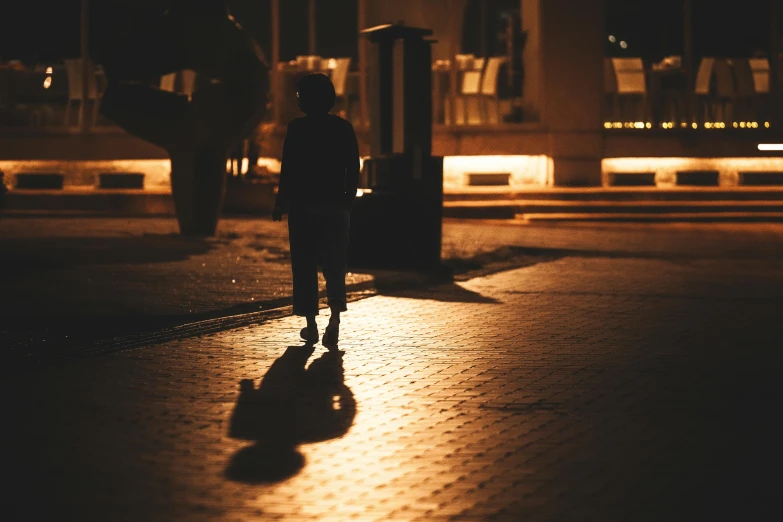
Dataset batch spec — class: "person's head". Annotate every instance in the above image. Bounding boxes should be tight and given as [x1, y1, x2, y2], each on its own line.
[296, 73, 336, 115]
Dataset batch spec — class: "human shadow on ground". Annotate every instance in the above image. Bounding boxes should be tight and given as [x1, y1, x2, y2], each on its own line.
[0, 234, 213, 278]
[226, 345, 356, 484]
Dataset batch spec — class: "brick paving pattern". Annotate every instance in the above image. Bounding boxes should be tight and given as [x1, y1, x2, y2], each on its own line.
[4, 221, 782, 521]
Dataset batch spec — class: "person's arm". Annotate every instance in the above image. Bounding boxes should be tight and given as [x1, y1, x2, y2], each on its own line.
[273, 123, 295, 218]
[343, 122, 360, 209]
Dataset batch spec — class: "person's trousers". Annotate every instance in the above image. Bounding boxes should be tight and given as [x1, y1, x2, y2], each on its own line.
[288, 203, 351, 316]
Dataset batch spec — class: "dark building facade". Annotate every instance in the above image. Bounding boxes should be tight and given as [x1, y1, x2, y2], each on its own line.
[2, 0, 783, 192]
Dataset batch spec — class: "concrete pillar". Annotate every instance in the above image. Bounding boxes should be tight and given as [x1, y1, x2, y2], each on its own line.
[358, 0, 369, 127]
[448, 0, 459, 129]
[770, 0, 781, 125]
[536, 0, 605, 186]
[80, 0, 90, 133]
[308, 0, 317, 55]
[520, 0, 541, 121]
[271, 0, 280, 124]
[684, 0, 694, 124]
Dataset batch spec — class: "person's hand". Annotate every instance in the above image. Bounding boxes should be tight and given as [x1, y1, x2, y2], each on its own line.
[272, 207, 284, 221]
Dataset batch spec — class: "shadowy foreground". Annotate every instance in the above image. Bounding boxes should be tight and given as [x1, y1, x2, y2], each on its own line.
[3, 218, 783, 520]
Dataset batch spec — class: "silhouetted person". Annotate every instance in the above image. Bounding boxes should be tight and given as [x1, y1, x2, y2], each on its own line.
[272, 73, 360, 347]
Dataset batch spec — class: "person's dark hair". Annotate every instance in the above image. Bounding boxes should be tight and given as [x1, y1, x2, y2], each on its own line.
[296, 73, 336, 115]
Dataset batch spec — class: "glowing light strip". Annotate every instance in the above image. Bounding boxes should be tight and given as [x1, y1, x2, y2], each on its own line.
[605, 121, 771, 130]
[758, 144, 783, 151]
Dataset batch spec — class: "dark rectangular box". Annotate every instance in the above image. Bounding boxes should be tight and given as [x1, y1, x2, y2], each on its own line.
[15, 173, 64, 190]
[467, 173, 511, 186]
[676, 171, 719, 186]
[738, 172, 783, 186]
[98, 173, 145, 189]
[608, 173, 656, 186]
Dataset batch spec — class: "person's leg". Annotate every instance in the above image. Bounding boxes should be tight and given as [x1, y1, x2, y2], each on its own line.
[288, 205, 320, 339]
[318, 205, 350, 344]
[306, 315, 317, 330]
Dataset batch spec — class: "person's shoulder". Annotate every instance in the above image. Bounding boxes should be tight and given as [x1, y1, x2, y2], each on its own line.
[326, 114, 355, 132]
[324, 113, 348, 124]
[286, 117, 307, 130]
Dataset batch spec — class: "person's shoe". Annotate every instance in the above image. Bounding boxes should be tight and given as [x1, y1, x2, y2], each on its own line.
[323, 324, 339, 347]
[300, 326, 318, 343]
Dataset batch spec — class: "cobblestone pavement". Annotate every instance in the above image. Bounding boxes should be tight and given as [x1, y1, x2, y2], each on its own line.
[10, 216, 763, 362]
[5, 222, 782, 521]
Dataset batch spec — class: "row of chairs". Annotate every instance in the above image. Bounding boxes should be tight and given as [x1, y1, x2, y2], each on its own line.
[64, 60, 197, 129]
[281, 55, 352, 98]
[160, 70, 195, 97]
[435, 56, 509, 124]
[605, 57, 773, 125]
[274, 56, 354, 121]
[66, 56, 355, 128]
[63, 58, 101, 128]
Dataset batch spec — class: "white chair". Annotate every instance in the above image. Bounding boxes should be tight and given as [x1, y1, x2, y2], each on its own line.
[694, 57, 715, 95]
[160, 73, 176, 92]
[64, 58, 100, 128]
[331, 58, 351, 97]
[180, 69, 196, 98]
[694, 57, 715, 125]
[749, 58, 770, 94]
[330, 58, 351, 117]
[611, 58, 647, 122]
[296, 55, 323, 71]
[749, 57, 771, 122]
[459, 69, 482, 124]
[455, 54, 475, 70]
[480, 57, 507, 124]
[712, 58, 735, 124]
[612, 58, 646, 94]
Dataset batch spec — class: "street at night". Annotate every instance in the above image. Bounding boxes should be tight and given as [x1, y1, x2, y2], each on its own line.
[4, 0, 783, 520]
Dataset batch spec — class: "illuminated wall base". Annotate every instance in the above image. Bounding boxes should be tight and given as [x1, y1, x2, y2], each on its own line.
[602, 157, 783, 187]
[8, 156, 781, 192]
[442, 155, 552, 188]
[0, 160, 172, 189]
[254, 155, 554, 189]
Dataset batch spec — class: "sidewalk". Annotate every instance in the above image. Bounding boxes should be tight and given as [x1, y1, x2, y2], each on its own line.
[5, 220, 782, 521]
[3, 217, 783, 365]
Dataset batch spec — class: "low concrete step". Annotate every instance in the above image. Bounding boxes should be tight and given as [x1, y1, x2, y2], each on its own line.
[444, 187, 783, 202]
[515, 200, 783, 214]
[6, 187, 783, 222]
[3, 188, 174, 215]
[517, 212, 783, 222]
[443, 199, 783, 219]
